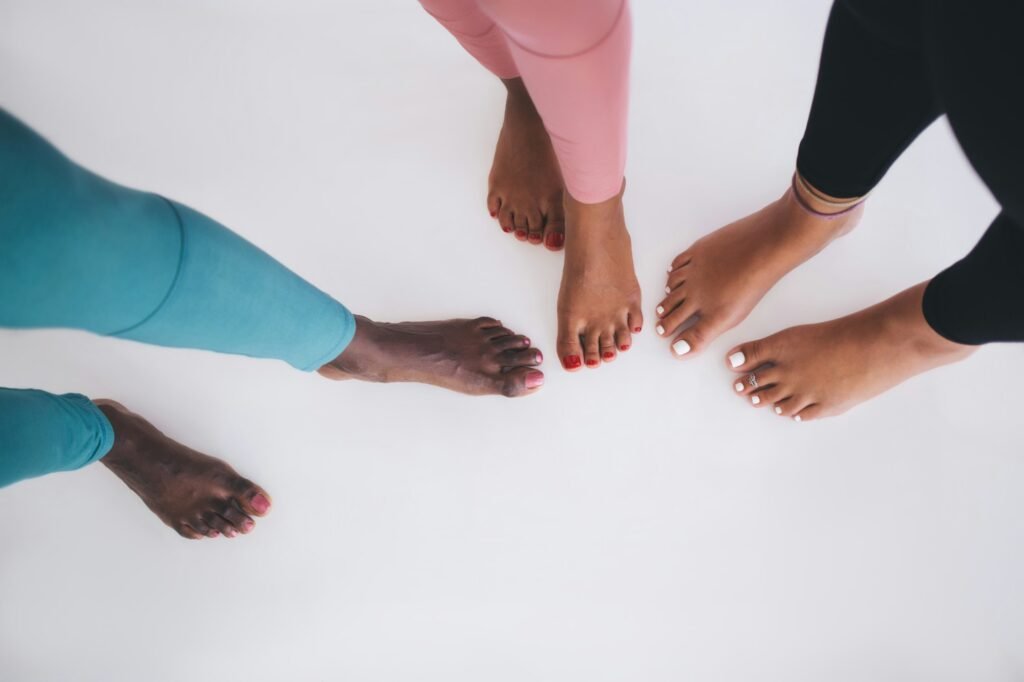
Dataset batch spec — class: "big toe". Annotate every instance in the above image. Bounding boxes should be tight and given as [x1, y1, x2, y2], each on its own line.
[234, 479, 273, 517]
[499, 366, 545, 397]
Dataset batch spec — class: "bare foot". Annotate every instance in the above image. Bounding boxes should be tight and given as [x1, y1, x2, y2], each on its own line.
[726, 282, 975, 421]
[318, 316, 544, 397]
[656, 177, 863, 358]
[487, 77, 566, 250]
[556, 185, 643, 370]
[95, 400, 272, 539]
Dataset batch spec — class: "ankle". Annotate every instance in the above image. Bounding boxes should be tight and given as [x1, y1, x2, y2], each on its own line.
[791, 172, 865, 217]
[882, 283, 976, 360]
[319, 316, 391, 382]
[92, 400, 143, 468]
[563, 182, 627, 239]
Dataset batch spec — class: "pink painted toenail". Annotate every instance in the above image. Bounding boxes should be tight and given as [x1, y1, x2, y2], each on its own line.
[251, 494, 270, 514]
[563, 355, 582, 370]
[523, 337, 531, 346]
[535, 350, 543, 363]
[525, 371, 544, 389]
[243, 519, 254, 531]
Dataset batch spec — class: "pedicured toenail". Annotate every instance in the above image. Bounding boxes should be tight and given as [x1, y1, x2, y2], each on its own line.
[528, 233, 542, 243]
[535, 350, 543, 363]
[728, 351, 746, 368]
[793, 415, 802, 422]
[603, 351, 615, 360]
[619, 343, 630, 351]
[672, 339, 691, 356]
[666, 267, 673, 274]
[563, 355, 582, 369]
[665, 286, 672, 294]
[585, 358, 599, 367]
[735, 382, 744, 392]
[243, 519, 254, 531]
[501, 225, 513, 233]
[774, 406, 783, 415]
[251, 494, 271, 514]
[490, 210, 497, 217]
[515, 230, 527, 239]
[656, 325, 665, 335]
[751, 395, 760, 405]
[525, 371, 545, 389]
[656, 305, 665, 316]
[633, 326, 642, 333]
[546, 232, 565, 248]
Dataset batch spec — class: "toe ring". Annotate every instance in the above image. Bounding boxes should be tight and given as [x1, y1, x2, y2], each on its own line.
[747, 373, 758, 389]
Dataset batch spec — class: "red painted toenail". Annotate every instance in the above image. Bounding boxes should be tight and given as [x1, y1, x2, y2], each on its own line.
[251, 494, 270, 514]
[619, 344, 631, 351]
[525, 371, 544, 389]
[585, 358, 599, 367]
[528, 233, 542, 243]
[546, 232, 565, 248]
[515, 229, 527, 239]
[633, 327, 642, 333]
[563, 354, 582, 369]
[501, 225, 513, 233]
[489, 210, 497, 217]
[603, 351, 615, 359]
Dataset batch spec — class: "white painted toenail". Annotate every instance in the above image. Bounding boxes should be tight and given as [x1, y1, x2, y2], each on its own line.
[735, 382, 744, 392]
[656, 305, 665, 315]
[672, 339, 691, 356]
[665, 286, 672, 294]
[656, 324, 665, 335]
[667, 267, 673, 274]
[794, 415, 802, 422]
[774, 406, 783, 415]
[751, 395, 760, 405]
[728, 351, 745, 368]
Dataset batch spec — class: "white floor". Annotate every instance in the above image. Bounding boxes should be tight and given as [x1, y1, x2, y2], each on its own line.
[2, 1, 1022, 680]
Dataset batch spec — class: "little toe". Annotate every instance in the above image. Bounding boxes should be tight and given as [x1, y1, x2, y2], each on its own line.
[487, 194, 501, 220]
[671, 251, 694, 270]
[178, 524, 204, 540]
[791, 402, 823, 423]
[772, 397, 799, 417]
[500, 366, 545, 396]
[497, 204, 515, 234]
[628, 306, 644, 334]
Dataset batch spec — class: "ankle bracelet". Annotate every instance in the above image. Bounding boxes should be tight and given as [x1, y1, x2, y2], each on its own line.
[791, 173, 865, 219]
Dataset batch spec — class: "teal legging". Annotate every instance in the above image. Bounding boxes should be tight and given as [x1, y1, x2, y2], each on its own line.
[0, 109, 356, 487]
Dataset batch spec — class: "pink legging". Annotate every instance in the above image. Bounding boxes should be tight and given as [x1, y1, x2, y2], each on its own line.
[419, 0, 631, 205]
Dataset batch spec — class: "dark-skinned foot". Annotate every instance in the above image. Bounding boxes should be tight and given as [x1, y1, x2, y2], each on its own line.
[487, 77, 566, 250]
[318, 316, 545, 397]
[656, 175, 863, 359]
[726, 282, 975, 421]
[556, 184, 643, 370]
[95, 400, 272, 540]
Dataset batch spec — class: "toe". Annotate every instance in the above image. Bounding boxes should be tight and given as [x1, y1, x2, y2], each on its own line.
[220, 502, 255, 534]
[499, 366, 545, 396]
[493, 334, 532, 351]
[474, 317, 503, 330]
[499, 347, 543, 369]
[669, 316, 723, 359]
[628, 306, 644, 334]
[557, 316, 585, 372]
[487, 193, 501, 220]
[582, 330, 602, 368]
[732, 367, 781, 396]
[204, 512, 235, 538]
[526, 211, 545, 245]
[512, 212, 530, 241]
[498, 205, 515, 235]
[657, 297, 697, 340]
[772, 397, 800, 417]
[178, 524, 204, 540]
[544, 217, 565, 251]
[599, 331, 618, 363]
[750, 384, 787, 408]
[232, 478, 273, 517]
[483, 325, 515, 340]
[671, 251, 693, 270]
[726, 337, 774, 372]
[614, 327, 632, 352]
[791, 402, 823, 422]
[665, 264, 690, 292]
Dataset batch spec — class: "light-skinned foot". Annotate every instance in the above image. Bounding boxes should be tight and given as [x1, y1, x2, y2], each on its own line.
[318, 316, 544, 397]
[95, 400, 272, 540]
[556, 184, 643, 370]
[487, 78, 566, 250]
[726, 282, 975, 421]
[656, 175, 864, 359]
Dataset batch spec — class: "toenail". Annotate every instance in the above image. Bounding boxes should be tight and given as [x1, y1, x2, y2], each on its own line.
[528, 233, 542, 243]
[490, 210, 497, 217]
[619, 343, 630, 351]
[515, 229, 527, 239]
[535, 350, 543, 363]
[525, 370, 544, 389]
[665, 286, 671, 294]
[523, 337, 531, 346]
[546, 232, 565, 248]
[728, 351, 746, 368]
[585, 358, 599, 367]
[251, 494, 271, 514]
[603, 351, 615, 359]
[672, 339, 691, 356]
[656, 324, 665, 335]
[667, 266, 673, 274]
[774, 406, 783, 415]
[735, 382, 744, 392]
[794, 415, 802, 422]
[751, 395, 761, 405]
[242, 519, 254, 531]
[656, 305, 665, 316]
[633, 326, 642, 333]
[563, 354, 582, 369]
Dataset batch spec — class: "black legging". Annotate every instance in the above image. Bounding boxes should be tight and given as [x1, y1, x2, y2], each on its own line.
[795, 0, 1024, 345]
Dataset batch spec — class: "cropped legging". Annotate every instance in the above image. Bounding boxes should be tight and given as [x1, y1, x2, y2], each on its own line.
[796, 0, 1024, 345]
[420, 0, 631, 204]
[0, 109, 356, 487]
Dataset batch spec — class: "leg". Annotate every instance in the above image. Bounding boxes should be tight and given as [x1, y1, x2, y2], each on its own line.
[481, 0, 642, 370]
[0, 389, 271, 539]
[0, 109, 544, 396]
[657, 0, 940, 359]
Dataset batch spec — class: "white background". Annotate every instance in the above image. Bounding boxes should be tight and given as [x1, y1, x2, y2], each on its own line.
[2, 1, 1022, 680]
